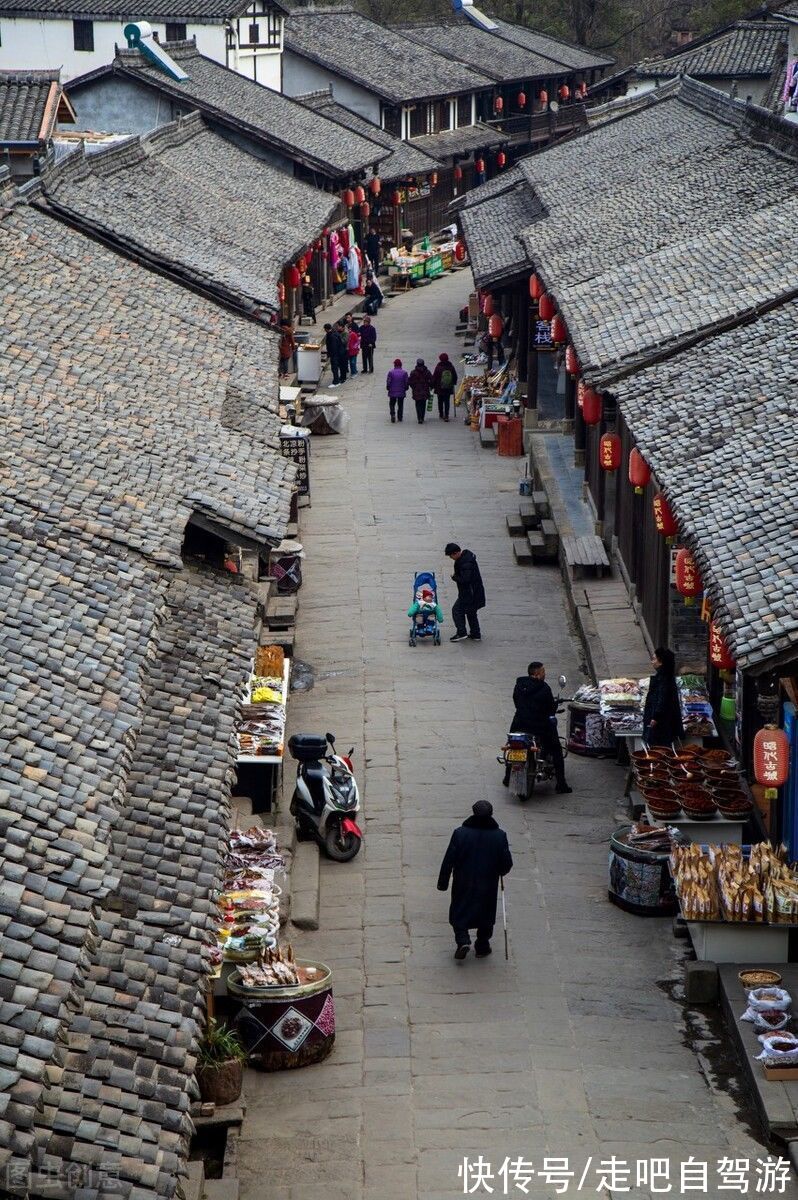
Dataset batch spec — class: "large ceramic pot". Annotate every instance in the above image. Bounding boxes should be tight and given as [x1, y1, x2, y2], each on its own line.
[227, 960, 334, 1072]
[196, 1058, 244, 1106]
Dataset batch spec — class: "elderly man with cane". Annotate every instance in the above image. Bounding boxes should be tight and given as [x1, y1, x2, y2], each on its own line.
[437, 801, 513, 960]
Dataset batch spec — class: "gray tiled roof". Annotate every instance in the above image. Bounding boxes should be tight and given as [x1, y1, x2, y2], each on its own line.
[401, 21, 567, 82]
[490, 17, 614, 71]
[411, 121, 504, 158]
[0, 69, 59, 143]
[636, 21, 786, 79]
[613, 304, 798, 669]
[40, 112, 336, 312]
[0, 0, 247, 19]
[284, 4, 493, 102]
[298, 90, 440, 180]
[69, 41, 387, 178]
[458, 168, 542, 286]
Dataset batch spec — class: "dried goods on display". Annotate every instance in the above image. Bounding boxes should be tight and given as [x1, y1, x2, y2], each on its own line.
[671, 842, 798, 924]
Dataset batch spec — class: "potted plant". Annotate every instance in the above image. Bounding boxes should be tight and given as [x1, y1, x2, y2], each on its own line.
[196, 1019, 247, 1106]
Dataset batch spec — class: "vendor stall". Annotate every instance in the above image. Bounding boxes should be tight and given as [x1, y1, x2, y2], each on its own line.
[608, 821, 684, 916]
[235, 646, 289, 812]
[630, 744, 753, 838]
[568, 683, 617, 756]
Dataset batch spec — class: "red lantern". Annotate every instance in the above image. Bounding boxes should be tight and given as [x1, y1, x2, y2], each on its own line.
[369, 176, 381, 195]
[488, 313, 504, 339]
[565, 344, 580, 376]
[285, 264, 301, 289]
[550, 313, 567, 343]
[454, 164, 463, 181]
[753, 726, 790, 791]
[360, 201, 370, 219]
[342, 188, 354, 207]
[455, 240, 466, 262]
[529, 273, 544, 301]
[582, 387, 602, 425]
[538, 293, 555, 321]
[430, 171, 438, 187]
[709, 621, 735, 671]
[559, 84, 570, 101]
[675, 548, 702, 604]
[392, 190, 401, 206]
[475, 157, 485, 174]
[354, 185, 366, 205]
[578, 81, 588, 98]
[628, 448, 651, 494]
[517, 91, 526, 108]
[483, 293, 495, 318]
[599, 432, 621, 471]
[496, 150, 506, 169]
[494, 95, 504, 112]
[652, 492, 678, 539]
[539, 89, 548, 106]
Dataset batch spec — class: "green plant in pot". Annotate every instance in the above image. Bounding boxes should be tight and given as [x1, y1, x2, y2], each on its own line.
[196, 1019, 247, 1107]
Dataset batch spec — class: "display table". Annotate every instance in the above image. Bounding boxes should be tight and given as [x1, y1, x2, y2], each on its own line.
[235, 658, 289, 812]
[687, 920, 791, 963]
[644, 805, 744, 845]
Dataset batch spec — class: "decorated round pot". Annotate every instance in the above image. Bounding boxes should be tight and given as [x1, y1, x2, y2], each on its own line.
[227, 960, 335, 1071]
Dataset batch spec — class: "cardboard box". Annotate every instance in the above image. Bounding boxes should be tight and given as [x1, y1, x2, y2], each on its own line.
[763, 1064, 798, 1080]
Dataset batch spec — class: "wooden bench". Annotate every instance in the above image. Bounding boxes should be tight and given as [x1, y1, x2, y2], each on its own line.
[265, 594, 298, 629]
[562, 534, 610, 578]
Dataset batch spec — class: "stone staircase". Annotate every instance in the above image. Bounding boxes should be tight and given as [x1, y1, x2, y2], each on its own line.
[507, 491, 559, 565]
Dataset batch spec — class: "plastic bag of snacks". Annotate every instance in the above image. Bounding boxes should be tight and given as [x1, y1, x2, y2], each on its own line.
[742, 1007, 790, 1031]
[756, 1032, 798, 1066]
[747, 986, 791, 1012]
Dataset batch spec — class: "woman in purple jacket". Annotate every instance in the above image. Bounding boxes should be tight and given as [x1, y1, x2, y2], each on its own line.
[385, 358, 409, 423]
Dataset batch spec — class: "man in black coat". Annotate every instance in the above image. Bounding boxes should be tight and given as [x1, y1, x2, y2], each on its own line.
[445, 542, 485, 642]
[437, 801, 513, 960]
[505, 661, 572, 793]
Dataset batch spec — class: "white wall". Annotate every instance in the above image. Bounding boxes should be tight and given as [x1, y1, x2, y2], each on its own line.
[230, 44, 281, 88]
[282, 50, 381, 123]
[0, 17, 225, 80]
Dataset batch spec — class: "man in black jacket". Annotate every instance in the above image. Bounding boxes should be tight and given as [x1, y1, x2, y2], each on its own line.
[506, 661, 572, 793]
[437, 800, 513, 960]
[324, 322, 344, 386]
[445, 542, 485, 642]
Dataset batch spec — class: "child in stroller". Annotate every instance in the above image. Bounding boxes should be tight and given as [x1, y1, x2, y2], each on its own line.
[408, 572, 443, 647]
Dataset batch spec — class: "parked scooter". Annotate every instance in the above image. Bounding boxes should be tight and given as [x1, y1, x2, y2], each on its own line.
[288, 732, 363, 861]
[498, 675, 571, 801]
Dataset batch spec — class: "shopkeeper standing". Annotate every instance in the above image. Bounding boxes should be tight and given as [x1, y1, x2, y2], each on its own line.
[643, 647, 684, 746]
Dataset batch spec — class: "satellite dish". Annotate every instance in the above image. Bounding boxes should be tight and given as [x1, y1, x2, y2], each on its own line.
[549, 100, 560, 113]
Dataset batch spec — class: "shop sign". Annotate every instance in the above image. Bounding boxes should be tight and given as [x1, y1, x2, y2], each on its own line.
[533, 319, 553, 348]
[396, 184, 431, 204]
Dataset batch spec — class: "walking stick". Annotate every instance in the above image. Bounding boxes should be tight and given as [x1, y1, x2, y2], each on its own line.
[500, 877, 508, 960]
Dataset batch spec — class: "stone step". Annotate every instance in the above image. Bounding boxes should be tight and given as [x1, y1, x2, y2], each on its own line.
[265, 594, 297, 629]
[506, 513, 526, 537]
[541, 518, 560, 554]
[512, 538, 534, 564]
[203, 1181, 239, 1200]
[479, 425, 496, 448]
[519, 500, 540, 530]
[532, 490, 551, 518]
[527, 530, 546, 554]
[185, 1161, 204, 1200]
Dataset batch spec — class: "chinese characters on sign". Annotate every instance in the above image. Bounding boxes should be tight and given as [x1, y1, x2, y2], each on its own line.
[533, 319, 553, 348]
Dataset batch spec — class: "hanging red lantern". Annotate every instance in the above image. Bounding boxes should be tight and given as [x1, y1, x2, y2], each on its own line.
[599, 432, 621, 471]
[475, 157, 485, 174]
[497, 150, 506, 168]
[354, 185, 366, 205]
[488, 313, 504, 339]
[342, 188, 355, 207]
[285, 264, 301, 289]
[454, 164, 463, 181]
[628, 448, 651, 494]
[559, 84, 570, 101]
[517, 90, 526, 108]
[550, 313, 567, 343]
[429, 171, 438, 187]
[538, 293, 555, 321]
[582, 387, 602, 425]
[565, 344, 580, 376]
[539, 88, 548, 106]
[753, 726, 790, 791]
[652, 492, 678, 539]
[578, 81, 588, 98]
[709, 621, 735, 671]
[529, 273, 544, 301]
[675, 548, 702, 604]
[360, 201, 370, 219]
[369, 176, 381, 195]
[483, 293, 495, 318]
[494, 95, 504, 112]
[392, 190, 401, 206]
[277, 281, 285, 303]
[455, 240, 466, 262]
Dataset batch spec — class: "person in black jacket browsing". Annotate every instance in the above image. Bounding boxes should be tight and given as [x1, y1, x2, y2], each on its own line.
[437, 801, 513, 960]
[445, 542, 485, 642]
[642, 647, 684, 746]
[505, 661, 572, 793]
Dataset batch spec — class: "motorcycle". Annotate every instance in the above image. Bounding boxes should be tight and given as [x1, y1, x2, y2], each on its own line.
[498, 675, 571, 801]
[287, 732, 363, 861]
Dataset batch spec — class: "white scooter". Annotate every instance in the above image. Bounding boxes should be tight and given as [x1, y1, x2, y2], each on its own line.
[288, 732, 363, 861]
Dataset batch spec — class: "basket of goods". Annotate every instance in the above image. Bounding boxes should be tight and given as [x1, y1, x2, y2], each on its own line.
[647, 797, 682, 821]
[679, 787, 717, 820]
[717, 795, 754, 819]
[739, 969, 782, 989]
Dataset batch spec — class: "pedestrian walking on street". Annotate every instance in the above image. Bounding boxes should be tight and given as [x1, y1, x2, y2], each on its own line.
[445, 542, 485, 642]
[505, 661, 572, 793]
[347, 324, 361, 376]
[279, 320, 296, 378]
[408, 357, 434, 424]
[432, 352, 458, 421]
[386, 358, 409, 423]
[360, 316, 377, 373]
[643, 646, 684, 747]
[437, 800, 513, 961]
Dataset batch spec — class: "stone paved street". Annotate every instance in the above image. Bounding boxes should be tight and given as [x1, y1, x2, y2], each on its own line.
[239, 271, 791, 1200]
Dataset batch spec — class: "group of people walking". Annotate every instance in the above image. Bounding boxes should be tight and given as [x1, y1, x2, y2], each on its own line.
[385, 353, 458, 424]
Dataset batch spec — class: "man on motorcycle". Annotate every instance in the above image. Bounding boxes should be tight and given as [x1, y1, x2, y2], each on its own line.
[503, 661, 572, 793]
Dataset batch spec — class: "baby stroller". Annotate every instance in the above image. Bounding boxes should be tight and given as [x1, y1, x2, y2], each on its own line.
[408, 571, 442, 647]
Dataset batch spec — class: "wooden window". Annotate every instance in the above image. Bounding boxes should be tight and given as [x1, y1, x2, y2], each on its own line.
[73, 19, 94, 51]
[430, 100, 451, 133]
[266, 8, 281, 46]
[408, 105, 428, 138]
[248, 21, 260, 43]
[456, 94, 472, 128]
[383, 106, 401, 137]
[165, 22, 186, 40]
